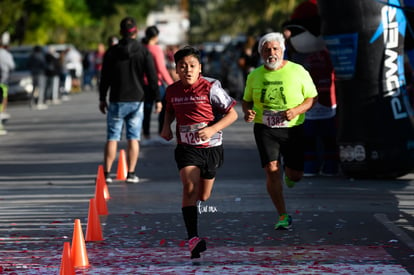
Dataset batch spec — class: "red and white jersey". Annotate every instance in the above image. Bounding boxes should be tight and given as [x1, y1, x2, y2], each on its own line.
[165, 77, 237, 148]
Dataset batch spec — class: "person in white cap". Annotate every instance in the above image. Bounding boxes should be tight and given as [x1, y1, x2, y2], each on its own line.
[242, 32, 318, 230]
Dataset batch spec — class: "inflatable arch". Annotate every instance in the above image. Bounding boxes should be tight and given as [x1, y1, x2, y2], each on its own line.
[318, 0, 414, 178]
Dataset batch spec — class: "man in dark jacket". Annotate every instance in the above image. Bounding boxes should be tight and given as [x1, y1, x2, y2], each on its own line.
[99, 16, 161, 184]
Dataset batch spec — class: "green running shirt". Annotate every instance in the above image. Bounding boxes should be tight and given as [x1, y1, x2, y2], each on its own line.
[243, 61, 318, 127]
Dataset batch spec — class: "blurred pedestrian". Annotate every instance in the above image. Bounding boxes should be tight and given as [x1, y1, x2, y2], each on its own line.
[82, 50, 95, 90]
[107, 35, 119, 48]
[94, 43, 106, 88]
[44, 47, 61, 104]
[0, 42, 15, 134]
[64, 45, 82, 92]
[221, 40, 245, 99]
[160, 46, 238, 259]
[28, 45, 47, 109]
[99, 16, 161, 184]
[58, 50, 73, 101]
[141, 25, 174, 145]
[242, 32, 318, 230]
[165, 45, 179, 81]
[238, 35, 259, 85]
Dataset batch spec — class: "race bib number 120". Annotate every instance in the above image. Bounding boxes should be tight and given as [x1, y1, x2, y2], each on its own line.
[179, 122, 209, 145]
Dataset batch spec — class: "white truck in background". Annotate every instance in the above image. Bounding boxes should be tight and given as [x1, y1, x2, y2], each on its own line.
[145, 6, 190, 46]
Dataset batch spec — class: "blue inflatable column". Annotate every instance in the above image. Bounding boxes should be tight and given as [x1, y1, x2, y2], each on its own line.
[318, 0, 414, 178]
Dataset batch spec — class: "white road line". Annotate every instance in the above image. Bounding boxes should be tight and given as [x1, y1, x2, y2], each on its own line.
[374, 213, 414, 250]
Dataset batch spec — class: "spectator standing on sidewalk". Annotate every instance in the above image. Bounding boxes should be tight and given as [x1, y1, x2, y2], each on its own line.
[94, 43, 106, 88]
[44, 47, 61, 104]
[28, 45, 47, 109]
[141, 25, 174, 145]
[82, 50, 95, 91]
[160, 46, 238, 259]
[242, 32, 317, 230]
[165, 45, 180, 82]
[64, 45, 83, 92]
[99, 16, 161, 184]
[0, 41, 15, 134]
[58, 50, 71, 100]
[238, 35, 259, 85]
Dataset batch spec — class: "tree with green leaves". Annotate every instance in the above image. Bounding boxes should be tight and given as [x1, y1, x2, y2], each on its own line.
[0, 0, 305, 50]
[0, 0, 159, 50]
[189, 0, 305, 43]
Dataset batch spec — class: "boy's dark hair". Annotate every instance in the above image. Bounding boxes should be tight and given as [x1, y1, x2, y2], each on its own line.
[120, 17, 137, 38]
[174, 46, 201, 64]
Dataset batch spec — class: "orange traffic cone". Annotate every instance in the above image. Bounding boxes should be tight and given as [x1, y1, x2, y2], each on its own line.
[116, 149, 127, 180]
[97, 165, 110, 200]
[86, 198, 104, 242]
[95, 177, 109, 215]
[59, 242, 75, 275]
[71, 219, 89, 268]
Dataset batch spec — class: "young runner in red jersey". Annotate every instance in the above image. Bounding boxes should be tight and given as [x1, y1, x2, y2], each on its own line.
[160, 46, 238, 259]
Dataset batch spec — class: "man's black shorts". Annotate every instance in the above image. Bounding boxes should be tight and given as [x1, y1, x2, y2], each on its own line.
[253, 123, 304, 170]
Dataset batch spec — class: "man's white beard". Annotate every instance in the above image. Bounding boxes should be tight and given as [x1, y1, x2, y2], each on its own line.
[264, 56, 282, 70]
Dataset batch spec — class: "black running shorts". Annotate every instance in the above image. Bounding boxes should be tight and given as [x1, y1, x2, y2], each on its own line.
[175, 144, 224, 179]
[253, 123, 304, 170]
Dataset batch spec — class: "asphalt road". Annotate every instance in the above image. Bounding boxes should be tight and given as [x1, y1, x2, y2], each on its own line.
[0, 91, 413, 274]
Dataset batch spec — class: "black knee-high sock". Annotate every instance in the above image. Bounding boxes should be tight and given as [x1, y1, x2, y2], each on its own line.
[182, 206, 198, 239]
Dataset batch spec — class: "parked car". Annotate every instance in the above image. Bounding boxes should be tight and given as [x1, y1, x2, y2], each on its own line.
[7, 44, 83, 101]
[7, 45, 35, 101]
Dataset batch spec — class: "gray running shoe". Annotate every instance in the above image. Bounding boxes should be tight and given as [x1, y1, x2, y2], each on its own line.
[126, 174, 139, 184]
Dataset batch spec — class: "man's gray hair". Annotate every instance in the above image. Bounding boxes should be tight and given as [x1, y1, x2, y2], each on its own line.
[257, 32, 285, 54]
